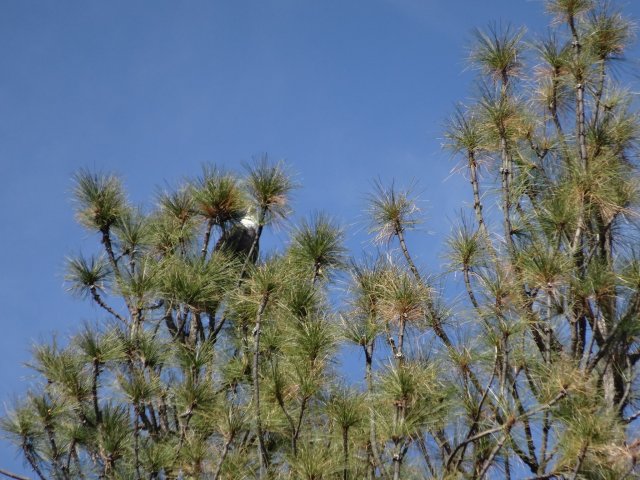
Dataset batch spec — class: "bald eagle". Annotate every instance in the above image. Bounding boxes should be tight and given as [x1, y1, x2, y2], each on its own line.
[214, 215, 259, 263]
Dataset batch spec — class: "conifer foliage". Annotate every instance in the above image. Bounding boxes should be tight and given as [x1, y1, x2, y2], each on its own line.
[3, 1, 640, 479]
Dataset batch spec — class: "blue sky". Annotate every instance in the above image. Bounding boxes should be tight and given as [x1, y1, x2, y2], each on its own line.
[1, 0, 640, 475]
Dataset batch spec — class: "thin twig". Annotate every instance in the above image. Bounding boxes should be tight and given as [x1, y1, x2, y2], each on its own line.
[0, 469, 31, 480]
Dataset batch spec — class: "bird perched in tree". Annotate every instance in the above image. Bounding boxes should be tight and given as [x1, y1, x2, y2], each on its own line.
[213, 212, 259, 263]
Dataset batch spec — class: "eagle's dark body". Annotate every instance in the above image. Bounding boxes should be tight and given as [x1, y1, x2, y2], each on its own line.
[213, 218, 259, 263]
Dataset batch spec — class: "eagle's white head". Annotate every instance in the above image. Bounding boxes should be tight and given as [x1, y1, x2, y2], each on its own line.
[240, 212, 258, 229]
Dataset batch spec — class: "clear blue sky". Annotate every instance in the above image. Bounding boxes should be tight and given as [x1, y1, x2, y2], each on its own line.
[1, 0, 639, 475]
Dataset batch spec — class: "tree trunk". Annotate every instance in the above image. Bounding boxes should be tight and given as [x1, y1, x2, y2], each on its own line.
[253, 293, 270, 479]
